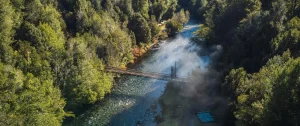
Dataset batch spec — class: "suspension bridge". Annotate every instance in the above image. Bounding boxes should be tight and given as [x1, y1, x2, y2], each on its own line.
[105, 63, 188, 83]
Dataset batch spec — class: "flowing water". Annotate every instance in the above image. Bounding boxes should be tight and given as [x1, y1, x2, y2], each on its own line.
[66, 18, 209, 126]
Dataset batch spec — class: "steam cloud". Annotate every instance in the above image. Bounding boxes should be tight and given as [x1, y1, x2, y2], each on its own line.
[140, 29, 227, 125]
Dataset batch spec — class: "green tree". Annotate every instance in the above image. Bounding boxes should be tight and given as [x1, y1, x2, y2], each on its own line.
[133, 0, 149, 19]
[0, 63, 67, 125]
[149, 15, 160, 37]
[166, 10, 190, 36]
[224, 51, 292, 126]
[264, 56, 300, 126]
[151, 1, 168, 21]
[272, 17, 300, 55]
[0, 0, 20, 64]
[128, 14, 152, 44]
[63, 37, 114, 108]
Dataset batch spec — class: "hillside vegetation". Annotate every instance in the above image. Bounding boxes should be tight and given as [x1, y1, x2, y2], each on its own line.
[0, 0, 190, 125]
[192, 0, 300, 125]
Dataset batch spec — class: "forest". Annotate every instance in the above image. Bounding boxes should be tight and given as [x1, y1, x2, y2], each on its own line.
[2, 0, 300, 125]
[0, 0, 190, 125]
[192, 0, 300, 125]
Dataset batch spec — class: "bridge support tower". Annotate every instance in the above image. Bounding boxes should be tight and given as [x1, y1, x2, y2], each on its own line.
[171, 62, 177, 79]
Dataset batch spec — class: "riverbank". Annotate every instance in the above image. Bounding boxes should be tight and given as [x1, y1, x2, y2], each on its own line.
[124, 22, 169, 69]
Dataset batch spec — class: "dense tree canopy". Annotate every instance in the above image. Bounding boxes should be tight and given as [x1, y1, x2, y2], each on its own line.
[192, 0, 300, 125]
[0, 63, 67, 125]
[195, 0, 300, 72]
[224, 50, 300, 126]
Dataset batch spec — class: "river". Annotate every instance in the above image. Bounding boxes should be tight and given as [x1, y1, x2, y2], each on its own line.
[65, 18, 210, 126]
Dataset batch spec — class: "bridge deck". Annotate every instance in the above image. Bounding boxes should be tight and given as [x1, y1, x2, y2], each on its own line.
[105, 67, 188, 83]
